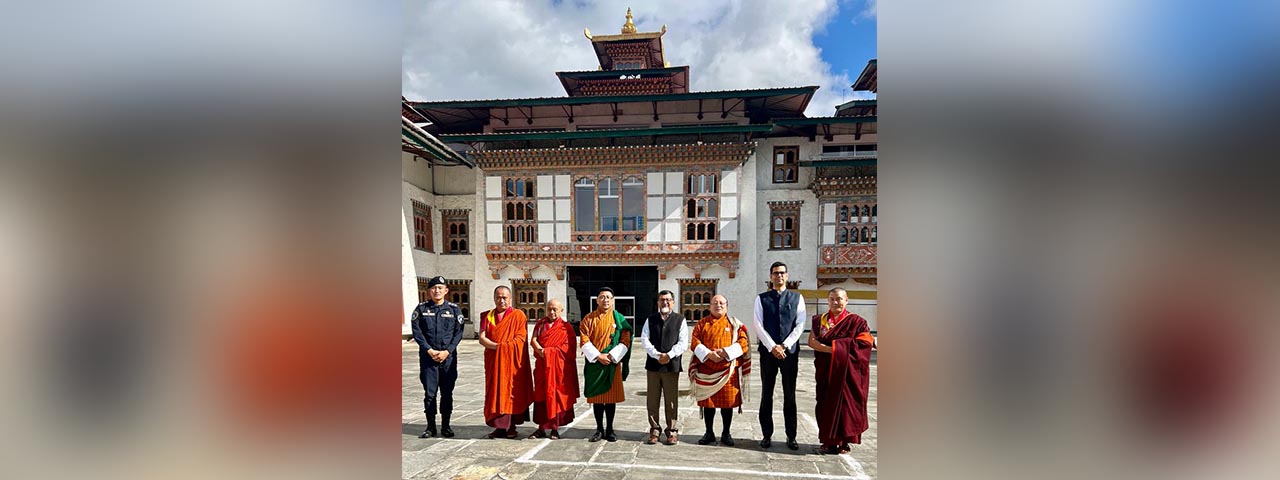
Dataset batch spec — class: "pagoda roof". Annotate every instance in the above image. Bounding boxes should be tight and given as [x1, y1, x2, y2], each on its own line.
[410, 86, 818, 134]
[853, 59, 877, 93]
[834, 98, 876, 117]
[556, 66, 689, 95]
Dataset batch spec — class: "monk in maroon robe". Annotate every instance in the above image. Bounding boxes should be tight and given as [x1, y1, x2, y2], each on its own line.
[808, 288, 876, 454]
[529, 299, 580, 439]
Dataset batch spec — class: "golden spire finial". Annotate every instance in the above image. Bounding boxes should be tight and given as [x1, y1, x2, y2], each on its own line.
[621, 7, 637, 34]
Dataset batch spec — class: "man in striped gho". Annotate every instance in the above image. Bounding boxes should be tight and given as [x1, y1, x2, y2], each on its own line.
[688, 294, 751, 446]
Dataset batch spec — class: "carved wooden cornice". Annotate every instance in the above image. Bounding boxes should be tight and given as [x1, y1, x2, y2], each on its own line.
[811, 175, 877, 198]
[473, 142, 755, 172]
[485, 243, 740, 280]
[819, 245, 877, 267]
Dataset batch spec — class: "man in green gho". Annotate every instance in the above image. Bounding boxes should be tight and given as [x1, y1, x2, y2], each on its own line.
[578, 286, 633, 442]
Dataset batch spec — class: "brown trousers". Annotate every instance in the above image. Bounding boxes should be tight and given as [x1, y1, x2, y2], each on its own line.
[646, 371, 680, 434]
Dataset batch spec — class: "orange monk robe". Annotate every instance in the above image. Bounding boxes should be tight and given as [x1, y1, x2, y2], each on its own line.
[579, 308, 632, 404]
[479, 308, 535, 427]
[532, 315, 580, 429]
[688, 313, 751, 409]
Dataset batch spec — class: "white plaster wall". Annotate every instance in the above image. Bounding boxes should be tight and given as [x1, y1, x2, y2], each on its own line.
[434, 163, 477, 195]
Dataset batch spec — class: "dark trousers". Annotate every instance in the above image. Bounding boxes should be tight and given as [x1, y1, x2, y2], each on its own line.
[421, 357, 458, 422]
[758, 350, 799, 440]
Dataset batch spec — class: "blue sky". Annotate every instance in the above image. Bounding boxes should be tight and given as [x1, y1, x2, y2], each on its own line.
[815, 0, 877, 102]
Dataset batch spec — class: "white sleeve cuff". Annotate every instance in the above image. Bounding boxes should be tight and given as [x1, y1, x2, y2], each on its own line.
[724, 343, 743, 361]
[582, 342, 601, 362]
[693, 343, 710, 362]
[608, 344, 628, 362]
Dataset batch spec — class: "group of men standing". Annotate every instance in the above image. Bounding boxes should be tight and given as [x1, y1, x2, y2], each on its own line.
[410, 261, 876, 455]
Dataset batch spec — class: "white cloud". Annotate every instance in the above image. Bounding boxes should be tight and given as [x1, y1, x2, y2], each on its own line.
[404, 0, 866, 117]
[862, 0, 877, 20]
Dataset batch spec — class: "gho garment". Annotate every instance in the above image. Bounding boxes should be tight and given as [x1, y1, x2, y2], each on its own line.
[579, 308, 632, 403]
[688, 314, 750, 409]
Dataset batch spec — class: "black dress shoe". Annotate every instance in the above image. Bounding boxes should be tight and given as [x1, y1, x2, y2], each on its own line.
[604, 430, 617, 442]
[419, 428, 436, 439]
[589, 430, 603, 442]
[697, 433, 717, 445]
[759, 437, 772, 448]
[720, 434, 735, 447]
[786, 438, 800, 450]
[818, 444, 839, 455]
[440, 426, 454, 438]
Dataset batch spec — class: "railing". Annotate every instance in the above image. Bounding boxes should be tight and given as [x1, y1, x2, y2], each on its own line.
[812, 150, 877, 161]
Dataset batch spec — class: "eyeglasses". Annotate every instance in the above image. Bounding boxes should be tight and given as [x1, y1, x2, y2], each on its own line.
[771, 271, 788, 275]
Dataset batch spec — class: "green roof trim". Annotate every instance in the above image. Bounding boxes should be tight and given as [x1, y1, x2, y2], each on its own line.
[834, 98, 877, 111]
[411, 86, 818, 109]
[773, 116, 877, 126]
[438, 124, 773, 142]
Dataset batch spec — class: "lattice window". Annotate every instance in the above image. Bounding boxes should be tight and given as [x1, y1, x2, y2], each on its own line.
[772, 146, 799, 184]
[503, 177, 537, 243]
[769, 202, 801, 250]
[685, 171, 719, 241]
[678, 279, 717, 322]
[412, 200, 432, 252]
[837, 202, 878, 245]
[512, 279, 549, 320]
[442, 209, 470, 254]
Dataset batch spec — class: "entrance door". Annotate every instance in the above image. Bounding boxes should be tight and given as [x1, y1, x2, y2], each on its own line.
[566, 266, 659, 330]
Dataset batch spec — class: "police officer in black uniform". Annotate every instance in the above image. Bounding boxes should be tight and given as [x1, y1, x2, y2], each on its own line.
[412, 276, 465, 438]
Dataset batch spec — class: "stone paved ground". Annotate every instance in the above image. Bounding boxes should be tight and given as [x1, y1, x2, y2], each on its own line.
[403, 335, 876, 479]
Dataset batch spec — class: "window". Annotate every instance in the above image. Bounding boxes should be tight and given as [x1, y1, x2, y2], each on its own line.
[512, 279, 549, 320]
[678, 279, 717, 322]
[573, 175, 645, 232]
[772, 146, 798, 184]
[836, 201, 877, 246]
[412, 200, 432, 252]
[685, 172, 719, 241]
[442, 209, 469, 254]
[769, 202, 801, 250]
[503, 177, 536, 243]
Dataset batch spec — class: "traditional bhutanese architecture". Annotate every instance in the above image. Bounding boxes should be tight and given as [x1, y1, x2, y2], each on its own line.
[403, 10, 877, 339]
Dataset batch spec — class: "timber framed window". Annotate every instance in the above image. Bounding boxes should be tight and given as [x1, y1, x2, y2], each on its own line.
[773, 146, 799, 184]
[573, 175, 645, 232]
[412, 200, 432, 252]
[836, 202, 877, 245]
[442, 209, 470, 254]
[684, 171, 719, 241]
[512, 279, 548, 320]
[445, 279, 471, 322]
[769, 201, 802, 250]
[503, 177, 536, 243]
[678, 279, 717, 322]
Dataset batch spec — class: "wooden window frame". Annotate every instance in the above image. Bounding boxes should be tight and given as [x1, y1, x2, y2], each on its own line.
[836, 201, 878, 246]
[678, 279, 717, 322]
[684, 171, 719, 241]
[769, 203, 801, 250]
[503, 177, 537, 243]
[772, 146, 799, 184]
[442, 209, 470, 254]
[412, 200, 432, 252]
[511, 279, 549, 320]
[572, 174, 646, 234]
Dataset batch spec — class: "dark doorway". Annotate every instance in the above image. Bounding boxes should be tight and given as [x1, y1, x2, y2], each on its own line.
[565, 266, 659, 331]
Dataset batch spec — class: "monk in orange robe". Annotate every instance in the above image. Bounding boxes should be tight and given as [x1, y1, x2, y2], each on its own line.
[478, 286, 535, 439]
[529, 298, 579, 440]
[579, 286, 632, 442]
[808, 288, 875, 455]
[688, 294, 751, 446]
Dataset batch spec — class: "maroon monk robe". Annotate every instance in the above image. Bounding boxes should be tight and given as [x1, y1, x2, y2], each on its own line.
[532, 315, 580, 429]
[813, 310, 875, 446]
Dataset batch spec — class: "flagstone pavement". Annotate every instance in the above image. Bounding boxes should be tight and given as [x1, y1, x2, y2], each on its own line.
[403, 334, 877, 479]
